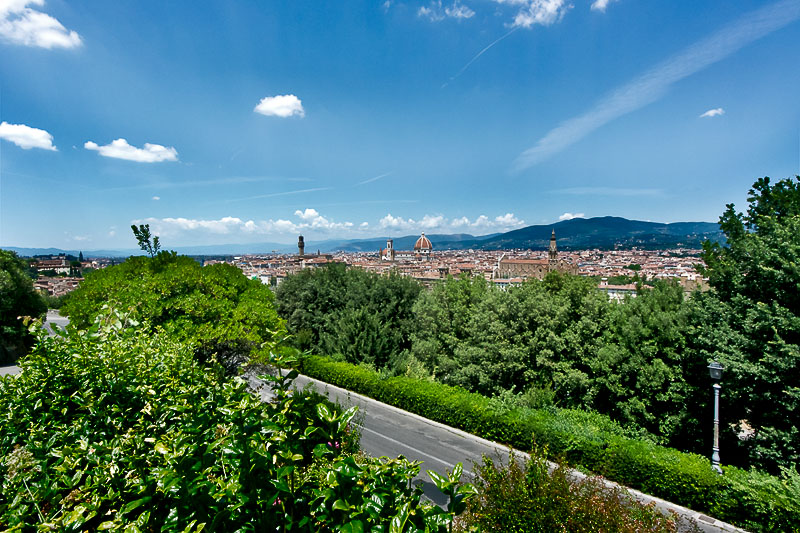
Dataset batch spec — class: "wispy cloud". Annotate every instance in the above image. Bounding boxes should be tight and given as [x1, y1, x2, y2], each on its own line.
[494, 0, 572, 29]
[0, 0, 82, 49]
[0, 121, 57, 150]
[152, 196, 160, 201]
[553, 187, 664, 197]
[254, 94, 305, 118]
[419, 1, 475, 22]
[85, 138, 178, 163]
[591, 0, 619, 13]
[558, 212, 585, 220]
[358, 171, 393, 185]
[512, 0, 800, 172]
[227, 187, 332, 202]
[700, 107, 725, 118]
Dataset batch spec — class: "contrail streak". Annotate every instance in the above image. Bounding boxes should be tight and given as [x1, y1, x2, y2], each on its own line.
[443, 27, 519, 88]
[358, 171, 393, 185]
[512, 0, 800, 172]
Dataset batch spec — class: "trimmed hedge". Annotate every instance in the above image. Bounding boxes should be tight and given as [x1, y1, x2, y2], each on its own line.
[298, 354, 800, 532]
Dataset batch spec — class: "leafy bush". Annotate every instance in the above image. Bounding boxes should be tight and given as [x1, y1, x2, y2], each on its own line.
[0, 318, 472, 531]
[61, 252, 283, 361]
[457, 451, 695, 532]
[298, 354, 800, 531]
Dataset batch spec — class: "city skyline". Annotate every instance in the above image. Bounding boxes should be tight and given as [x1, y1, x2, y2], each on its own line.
[2, 0, 800, 248]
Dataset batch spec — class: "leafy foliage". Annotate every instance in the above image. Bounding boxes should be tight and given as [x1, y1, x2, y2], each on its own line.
[0, 316, 472, 531]
[0, 249, 47, 364]
[699, 176, 800, 471]
[276, 263, 421, 368]
[458, 452, 694, 533]
[61, 253, 283, 363]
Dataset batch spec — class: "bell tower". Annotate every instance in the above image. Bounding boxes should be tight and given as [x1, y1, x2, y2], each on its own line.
[548, 229, 558, 271]
[298, 235, 305, 258]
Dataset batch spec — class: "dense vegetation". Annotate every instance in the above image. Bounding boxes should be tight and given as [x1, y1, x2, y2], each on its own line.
[0, 316, 475, 530]
[457, 452, 696, 532]
[2, 253, 476, 530]
[62, 252, 284, 369]
[0, 249, 47, 364]
[277, 176, 800, 476]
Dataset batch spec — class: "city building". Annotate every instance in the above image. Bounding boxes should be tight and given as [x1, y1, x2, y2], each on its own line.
[495, 230, 578, 280]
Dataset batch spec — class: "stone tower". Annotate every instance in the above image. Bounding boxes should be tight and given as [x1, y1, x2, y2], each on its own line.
[548, 229, 558, 271]
[298, 235, 305, 257]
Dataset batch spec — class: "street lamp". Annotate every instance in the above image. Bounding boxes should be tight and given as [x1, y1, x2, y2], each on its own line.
[708, 361, 724, 474]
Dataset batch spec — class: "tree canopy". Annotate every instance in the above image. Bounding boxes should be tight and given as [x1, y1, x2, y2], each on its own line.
[62, 252, 283, 362]
[0, 250, 47, 364]
[698, 175, 800, 470]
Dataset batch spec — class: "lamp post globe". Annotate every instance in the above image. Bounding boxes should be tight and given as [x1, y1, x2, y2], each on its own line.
[708, 361, 724, 474]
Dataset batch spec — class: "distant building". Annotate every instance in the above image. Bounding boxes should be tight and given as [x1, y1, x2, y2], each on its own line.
[380, 232, 434, 262]
[495, 230, 578, 280]
[598, 278, 638, 301]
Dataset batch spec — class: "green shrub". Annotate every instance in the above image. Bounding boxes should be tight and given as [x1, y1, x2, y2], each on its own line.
[0, 320, 471, 531]
[298, 354, 800, 532]
[457, 451, 696, 532]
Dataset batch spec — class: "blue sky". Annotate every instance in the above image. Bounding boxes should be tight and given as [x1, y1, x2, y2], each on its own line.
[1, 0, 799, 249]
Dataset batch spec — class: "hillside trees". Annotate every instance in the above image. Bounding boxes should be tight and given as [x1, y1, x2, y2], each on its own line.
[0, 250, 47, 364]
[698, 176, 800, 471]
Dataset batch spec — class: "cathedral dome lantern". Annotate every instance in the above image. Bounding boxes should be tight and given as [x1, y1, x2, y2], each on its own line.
[414, 232, 432, 252]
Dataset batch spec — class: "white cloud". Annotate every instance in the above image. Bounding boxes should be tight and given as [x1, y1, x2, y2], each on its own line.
[0, 121, 57, 150]
[0, 0, 81, 49]
[495, 213, 523, 226]
[700, 107, 725, 118]
[254, 94, 305, 118]
[379, 212, 525, 233]
[591, 0, 619, 12]
[84, 138, 178, 163]
[293, 208, 353, 230]
[133, 209, 526, 243]
[152, 196, 161, 201]
[493, 0, 571, 28]
[559, 212, 585, 220]
[419, 1, 475, 21]
[512, 0, 800, 171]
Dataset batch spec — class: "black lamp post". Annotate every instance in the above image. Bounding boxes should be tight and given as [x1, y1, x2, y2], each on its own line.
[708, 361, 724, 474]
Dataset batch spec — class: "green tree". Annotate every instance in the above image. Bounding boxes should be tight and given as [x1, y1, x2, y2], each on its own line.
[0, 250, 47, 364]
[131, 223, 161, 257]
[276, 263, 421, 366]
[698, 176, 800, 472]
[61, 253, 283, 364]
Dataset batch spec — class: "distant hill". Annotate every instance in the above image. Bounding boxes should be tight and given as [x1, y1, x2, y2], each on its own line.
[2, 217, 723, 258]
[456, 217, 723, 250]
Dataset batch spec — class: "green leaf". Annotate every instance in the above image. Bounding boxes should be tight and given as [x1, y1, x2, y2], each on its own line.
[426, 469, 448, 491]
[332, 499, 350, 511]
